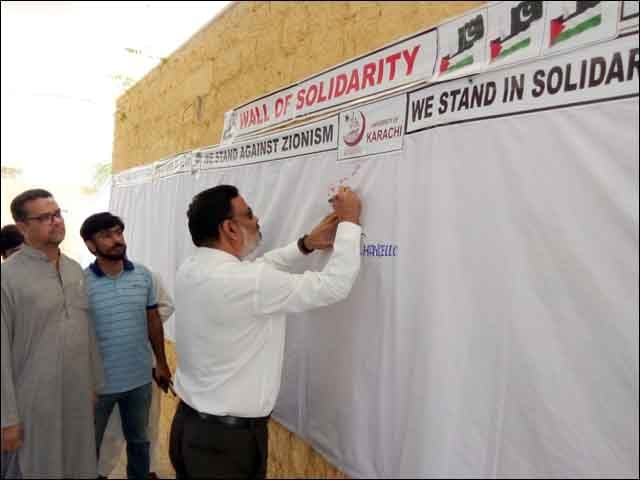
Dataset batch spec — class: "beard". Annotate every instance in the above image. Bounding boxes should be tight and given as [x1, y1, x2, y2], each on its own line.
[239, 225, 261, 259]
[96, 243, 127, 261]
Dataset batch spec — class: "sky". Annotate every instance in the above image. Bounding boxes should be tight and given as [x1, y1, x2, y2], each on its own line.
[1, 1, 231, 187]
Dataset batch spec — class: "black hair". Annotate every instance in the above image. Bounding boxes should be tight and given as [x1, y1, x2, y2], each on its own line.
[0, 224, 24, 257]
[187, 185, 239, 247]
[80, 212, 125, 242]
[10, 189, 53, 222]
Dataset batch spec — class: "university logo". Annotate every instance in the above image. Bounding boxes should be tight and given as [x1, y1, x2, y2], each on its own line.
[550, 1, 602, 46]
[343, 111, 366, 147]
[490, 1, 543, 61]
[440, 14, 485, 73]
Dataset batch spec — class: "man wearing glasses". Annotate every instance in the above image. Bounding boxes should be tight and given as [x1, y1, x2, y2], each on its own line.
[169, 184, 362, 479]
[1, 189, 104, 479]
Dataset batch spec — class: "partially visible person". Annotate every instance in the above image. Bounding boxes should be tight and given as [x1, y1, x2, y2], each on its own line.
[169, 185, 362, 479]
[1, 189, 104, 479]
[0, 225, 23, 260]
[148, 271, 175, 478]
[97, 271, 175, 480]
[81, 213, 171, 480]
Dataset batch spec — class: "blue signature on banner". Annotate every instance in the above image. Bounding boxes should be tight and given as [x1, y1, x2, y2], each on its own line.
[360, 242, 398, 257]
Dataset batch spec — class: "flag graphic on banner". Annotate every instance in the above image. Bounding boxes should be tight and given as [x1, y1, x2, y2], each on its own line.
[549, 2, 602, 46]
[490, 1, 544, 62]
[490, 37, 530, 60]
[439, 54, 474, 73]
[439, 14, 485, 74]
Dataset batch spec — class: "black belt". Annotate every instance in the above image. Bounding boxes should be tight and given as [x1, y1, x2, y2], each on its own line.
[180, 401, 270, 429]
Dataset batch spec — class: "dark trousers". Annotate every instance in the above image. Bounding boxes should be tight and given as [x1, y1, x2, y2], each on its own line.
[94, 383, 152, 480]
[1, 452, 21, 479]
[169, 401, 268, 479]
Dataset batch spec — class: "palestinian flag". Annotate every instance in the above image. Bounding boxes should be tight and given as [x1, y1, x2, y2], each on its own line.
[490, 37, 531, 61]
[439, 55, 474, 74]
[550, 13, 602, 46]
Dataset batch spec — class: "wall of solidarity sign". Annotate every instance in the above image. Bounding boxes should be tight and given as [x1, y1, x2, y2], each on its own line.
[217, 0, 638, 142]
[111, 2, 639, 477]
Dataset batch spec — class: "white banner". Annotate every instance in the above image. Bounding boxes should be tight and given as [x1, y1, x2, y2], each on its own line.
[543, 1, 620, 55]
[111, 89, 639, 478]
[201, 116, 338, 170]
[221, 29, 437, 142]
[435, 8, 489, 80]
[408, 32, 639, 132]
[337, 95, 406, 161]
[620, 0, 640, 31]
[153, 153, 191, 180]
[487, 1, 546, 68]
[112, 164, 153, 187]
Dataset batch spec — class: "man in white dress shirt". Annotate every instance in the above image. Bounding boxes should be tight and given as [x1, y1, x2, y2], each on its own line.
[169, 184, 362, 479]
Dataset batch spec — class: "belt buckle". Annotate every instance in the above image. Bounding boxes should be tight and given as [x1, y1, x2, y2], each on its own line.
[220, 415, 244, 428]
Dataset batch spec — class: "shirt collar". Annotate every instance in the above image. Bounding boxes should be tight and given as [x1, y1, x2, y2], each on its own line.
[89, 258, 135, 277]
[195, 246, 241, 263]
[19, 244, 58, 262]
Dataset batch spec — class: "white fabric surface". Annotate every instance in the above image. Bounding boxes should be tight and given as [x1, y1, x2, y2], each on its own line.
[110, 98, 639, 478]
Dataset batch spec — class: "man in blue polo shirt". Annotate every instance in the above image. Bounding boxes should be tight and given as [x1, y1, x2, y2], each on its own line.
[80, 212, 171, 480]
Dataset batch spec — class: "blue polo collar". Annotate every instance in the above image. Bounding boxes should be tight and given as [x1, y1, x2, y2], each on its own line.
[89, 258, 135, 277]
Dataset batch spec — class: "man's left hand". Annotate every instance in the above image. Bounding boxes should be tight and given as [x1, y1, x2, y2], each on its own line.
[306, 213, 339, 250]
[154, 362, 172, 392]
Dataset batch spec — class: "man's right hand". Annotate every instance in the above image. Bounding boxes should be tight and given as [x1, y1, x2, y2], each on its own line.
[331, 186, 362, 225]
[1, 424, 23, 452]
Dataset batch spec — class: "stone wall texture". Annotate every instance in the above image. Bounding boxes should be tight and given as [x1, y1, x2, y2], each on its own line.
[113, 1, 483, 173]
[114, 2, 484, 477]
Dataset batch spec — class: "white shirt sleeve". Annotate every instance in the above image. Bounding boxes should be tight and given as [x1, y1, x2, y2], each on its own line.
[151, 271, 175, 323]
[254, 240, 305, 272]
[255, 222, 362, 315]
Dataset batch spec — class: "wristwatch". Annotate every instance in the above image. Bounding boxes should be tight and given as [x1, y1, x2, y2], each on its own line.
[297, 235, 314, 255]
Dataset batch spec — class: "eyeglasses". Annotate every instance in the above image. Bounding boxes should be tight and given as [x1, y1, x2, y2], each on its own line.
[24, 209, 67, 224]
